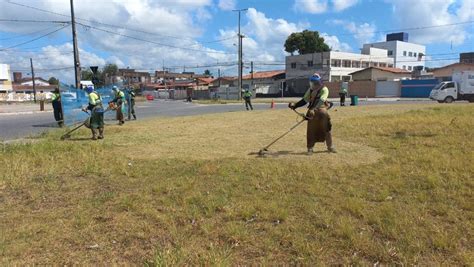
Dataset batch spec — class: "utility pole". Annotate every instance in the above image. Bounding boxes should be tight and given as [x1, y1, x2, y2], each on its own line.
[70, 0, 81, 89]
[250, 61, 254, 91]
[233, 8, 247, 100]
[30, 58, 37, 103]
[218, 68, 221, 87]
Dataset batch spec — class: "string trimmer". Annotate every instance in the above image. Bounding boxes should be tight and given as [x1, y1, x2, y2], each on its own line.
[258, 109, 307, 156]
[60, 103, 114, 140]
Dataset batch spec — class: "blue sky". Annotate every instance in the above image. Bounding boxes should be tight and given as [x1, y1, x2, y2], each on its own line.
[0, 0, 473, 83]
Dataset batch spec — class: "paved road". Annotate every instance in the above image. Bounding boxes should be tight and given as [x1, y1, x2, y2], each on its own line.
[0, 99, 434, 141]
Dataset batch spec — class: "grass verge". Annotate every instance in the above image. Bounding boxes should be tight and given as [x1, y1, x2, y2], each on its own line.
[1, 103, 473, 265]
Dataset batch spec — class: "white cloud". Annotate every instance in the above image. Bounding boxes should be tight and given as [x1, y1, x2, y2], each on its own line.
[218, 0, 236, 11]
[332, 0, 358, 11]
[294, 0, 329, 14]
[385, 0, 473, 45]
[329, 19, 377, 47]
[294, 0, 359, 13]
[321, 33, 352, 51]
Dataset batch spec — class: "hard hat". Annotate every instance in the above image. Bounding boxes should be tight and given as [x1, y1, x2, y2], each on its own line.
[86, 86, 94, 94]
[112, 85, 118, 90]
[309, 73, 322, 82]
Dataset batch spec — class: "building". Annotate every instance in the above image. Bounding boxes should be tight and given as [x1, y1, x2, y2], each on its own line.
[109, 69, 151, 87]
[0, 64, 13, 93]
[363, 32, 426, 71]
[432, 63, 474, 81]
[349, 66, 411, 81]
[286, 49, 394, 94]
[460, 52, 474, 64]
[11, 72, 56, 93]
[242, 70, 285, 96]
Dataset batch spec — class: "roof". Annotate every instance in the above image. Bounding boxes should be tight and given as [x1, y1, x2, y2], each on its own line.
[242, 70, 285, 80]
[16, 77, 50, 84]
[432, 62, 474, 71]
[349, 66, 411, 75]
[12, 84, 57, 91]
[197, 77, 214, 84]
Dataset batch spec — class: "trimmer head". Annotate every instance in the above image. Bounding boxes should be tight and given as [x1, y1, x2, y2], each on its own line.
[60, 134, 71, 140]
[258, 148, 269, 156]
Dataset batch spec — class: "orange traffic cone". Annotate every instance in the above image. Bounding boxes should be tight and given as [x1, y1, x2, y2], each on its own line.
[270, 99, 275, 109]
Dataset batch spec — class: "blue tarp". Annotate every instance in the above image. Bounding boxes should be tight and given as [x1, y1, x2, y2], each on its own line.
[59, 83, 129, 126]
[400, 79, 439, 98]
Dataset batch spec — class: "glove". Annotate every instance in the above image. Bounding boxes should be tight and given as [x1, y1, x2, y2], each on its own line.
[306, 110, 315, 120]
[288, 103, 296, 110]
[81, 107, 87, 112]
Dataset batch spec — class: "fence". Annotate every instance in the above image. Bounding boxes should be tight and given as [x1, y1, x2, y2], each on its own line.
[400, 79, 438, 98]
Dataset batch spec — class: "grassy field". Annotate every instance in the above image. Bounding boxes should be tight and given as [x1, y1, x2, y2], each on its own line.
[1, 103, 473, 265]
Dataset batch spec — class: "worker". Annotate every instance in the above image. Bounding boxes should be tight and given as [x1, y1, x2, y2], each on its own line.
[243, 89, 253, 110]
[339, 82, 348, 106]
[110, 86, 126, 125]
[83, 86, 104, 140]
[51, 87, 64, 127]
[128, 88, 137, 120]
[38, 90, 45, 111]
[288, 73, 336, 155]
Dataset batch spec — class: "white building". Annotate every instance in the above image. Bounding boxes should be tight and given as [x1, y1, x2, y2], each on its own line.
[363, 33, 426, 71]
[286, 49, 394, 83]
[0, 64, 13, 93]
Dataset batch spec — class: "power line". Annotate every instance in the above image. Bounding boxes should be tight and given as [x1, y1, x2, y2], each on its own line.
[75, 21, 236, 55]
[0, 25, 66, 41]
[4, 0, 231, 44]
[0, 18, 70, 23]
[0, 25, 69, 51]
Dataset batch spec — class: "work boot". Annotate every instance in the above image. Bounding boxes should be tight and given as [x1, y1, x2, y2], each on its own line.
[326, 132, 337, 153]
[91, 129, 98, 140]
[306, 148, 313, 156]
[133, 114, 136, 120]
[98, 128, 104, 139]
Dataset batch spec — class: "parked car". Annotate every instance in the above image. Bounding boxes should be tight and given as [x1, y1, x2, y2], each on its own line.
[430, 71, 474, 103]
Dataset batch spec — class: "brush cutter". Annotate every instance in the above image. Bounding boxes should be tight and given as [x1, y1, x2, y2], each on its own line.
[258, 109, 307, 156]
[60, 110, 91, 140]
[60, 104, 113, 140]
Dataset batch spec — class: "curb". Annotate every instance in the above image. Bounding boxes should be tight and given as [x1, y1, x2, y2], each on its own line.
[0, 110, 53, 116]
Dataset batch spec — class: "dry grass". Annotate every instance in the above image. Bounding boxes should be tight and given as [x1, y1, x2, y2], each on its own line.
[1, 103, 473, 265]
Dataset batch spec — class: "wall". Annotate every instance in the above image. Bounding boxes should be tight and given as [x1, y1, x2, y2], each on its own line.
[433, 64, 474, 79]
[401, 79, 438, 97]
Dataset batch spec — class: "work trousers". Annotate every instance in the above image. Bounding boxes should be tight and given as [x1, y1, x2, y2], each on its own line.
[245, 97, 253, 110]
[307, 108, 332, 149]
[339, 93, 346, 106]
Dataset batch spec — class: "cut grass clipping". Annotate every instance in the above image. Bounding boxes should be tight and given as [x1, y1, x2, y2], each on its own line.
[1, 104, 473, 265]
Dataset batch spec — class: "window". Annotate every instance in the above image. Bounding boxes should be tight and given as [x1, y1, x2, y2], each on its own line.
[388, 50, 393, 56]
[408, 66, 412, 70]
[352, 61, 360, 68]
[408, 52, 413, 57]
[388, 64, 394, 68]
[362, 61, 370, 68]
[331, 59, 341, 67]
[403, 51, 407, 56]
[379, 63, 387, 67]
[291, 62, 296, 69]
[446, 82, 455, 88]
[414, 52, 417, 57]
[307, 61, 313, 67]
[343, 60, 351, 68]
[403, 65, 406, 70]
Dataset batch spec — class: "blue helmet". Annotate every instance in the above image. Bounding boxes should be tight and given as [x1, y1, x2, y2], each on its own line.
[309, 73, 322, 82]
[86, 86, 94, 94]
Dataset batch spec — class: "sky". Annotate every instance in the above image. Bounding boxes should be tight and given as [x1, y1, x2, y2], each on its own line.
[0, 0, 473, 84]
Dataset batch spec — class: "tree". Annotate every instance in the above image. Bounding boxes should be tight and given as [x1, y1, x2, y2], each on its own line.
[284, 30, 330, 55]
[203, 69, 212, 76]
[48, 77, 59, 85]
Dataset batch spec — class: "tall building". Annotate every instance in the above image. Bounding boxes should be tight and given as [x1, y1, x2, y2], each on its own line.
[363, 32, 426, 71]
[460, 52, 474, 64]
[0, 64, 13, 93]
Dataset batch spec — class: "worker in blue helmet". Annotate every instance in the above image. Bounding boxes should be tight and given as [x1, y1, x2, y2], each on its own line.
[288, 73, 336, 155]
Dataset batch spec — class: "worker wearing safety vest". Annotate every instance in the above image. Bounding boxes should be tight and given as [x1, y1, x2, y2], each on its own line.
[110, 86, 126, 125]
[289, 73, 336, 155]
[51, 88, 64, 127]
[243, 89, 253, 110]
[339, 82, 348, 106]
[83, 86, 105, 140]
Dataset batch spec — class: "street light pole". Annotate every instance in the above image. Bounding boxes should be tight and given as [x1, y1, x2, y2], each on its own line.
[233, 8, 247, 101]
